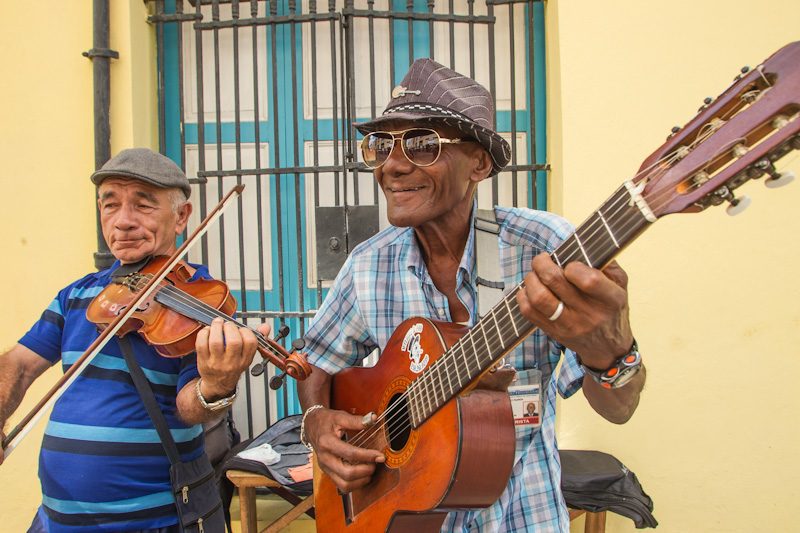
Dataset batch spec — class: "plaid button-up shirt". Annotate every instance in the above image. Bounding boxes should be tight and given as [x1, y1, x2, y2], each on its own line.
[305, 204, 585, 532]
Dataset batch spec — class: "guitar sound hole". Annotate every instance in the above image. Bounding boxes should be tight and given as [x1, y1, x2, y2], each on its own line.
[385, 393, 411, 451]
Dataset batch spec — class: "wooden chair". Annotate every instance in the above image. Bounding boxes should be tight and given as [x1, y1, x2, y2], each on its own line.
[569, 509, 607, 533]
[226, 469, 314, 533]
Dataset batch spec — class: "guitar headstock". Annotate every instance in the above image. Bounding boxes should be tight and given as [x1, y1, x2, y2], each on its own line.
[636, 41, 800, 218]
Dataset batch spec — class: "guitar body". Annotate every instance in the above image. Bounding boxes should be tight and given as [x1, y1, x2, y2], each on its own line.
[314, 317, 516, 533]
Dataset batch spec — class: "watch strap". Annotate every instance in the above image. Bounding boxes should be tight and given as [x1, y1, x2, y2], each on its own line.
[581, 340, 642, 389]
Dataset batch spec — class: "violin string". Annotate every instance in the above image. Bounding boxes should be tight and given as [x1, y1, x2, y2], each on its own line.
[126, 275, 283, 359]
[347, 105, 776, 449]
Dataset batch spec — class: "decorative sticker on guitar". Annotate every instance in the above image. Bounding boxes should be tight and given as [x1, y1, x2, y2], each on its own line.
[401, 323, 430, 373]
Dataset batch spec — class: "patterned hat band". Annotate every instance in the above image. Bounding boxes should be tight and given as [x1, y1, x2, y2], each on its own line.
[383, 103, 475, 124]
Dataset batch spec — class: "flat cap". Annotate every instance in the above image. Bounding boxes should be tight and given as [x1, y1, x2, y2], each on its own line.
[91, 148, 191, 198]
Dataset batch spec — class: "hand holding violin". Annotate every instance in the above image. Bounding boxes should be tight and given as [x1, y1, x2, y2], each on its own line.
[176, 318, 271, 424]
[195, 318, 269, 398]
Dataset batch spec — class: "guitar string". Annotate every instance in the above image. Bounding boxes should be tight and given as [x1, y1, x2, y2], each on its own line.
[346, 104, 791, 448]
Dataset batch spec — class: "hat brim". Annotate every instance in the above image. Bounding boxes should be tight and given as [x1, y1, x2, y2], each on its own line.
[354, 111, 511, 176]
[91, 169, 192, 199]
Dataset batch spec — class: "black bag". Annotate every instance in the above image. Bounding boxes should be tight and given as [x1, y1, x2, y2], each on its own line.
[119, 336, 227, 533]
[222, 414, 312, 496]
[170, 454, 226, 532]
[559, 449, 658, 529]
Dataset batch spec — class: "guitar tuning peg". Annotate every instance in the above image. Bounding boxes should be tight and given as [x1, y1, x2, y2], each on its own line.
[667, 125, 681, 139]
[697, 97, 713, 112]
[725, 194, 751, 216]
[734, 66, 751, 81]
[755, 159, 796, 188]
[765, 171, 795, 189]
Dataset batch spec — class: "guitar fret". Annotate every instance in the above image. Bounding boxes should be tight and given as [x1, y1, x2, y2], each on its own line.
[572, 233, 592, 266]
[504, 297, 520, 337]
[421, 375, 432, 418]
[443, 356, 454, 398]
[434, 364, 445, 408]
[491, 310, 505, 349]
[456, 342, 467, 388]
[469, 331, 481, 380]
[480, 322, 492, 362]
[597, 209, 621, 249]
[552, 250, 562, 268]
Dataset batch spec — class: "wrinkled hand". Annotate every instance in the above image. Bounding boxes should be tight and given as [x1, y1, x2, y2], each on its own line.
[194, 318, 268, 398]
[516, 254, 634, 369]
[305, 407, 385, 493]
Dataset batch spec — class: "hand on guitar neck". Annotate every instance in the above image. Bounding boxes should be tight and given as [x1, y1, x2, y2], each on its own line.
[517, 254, 644, 423]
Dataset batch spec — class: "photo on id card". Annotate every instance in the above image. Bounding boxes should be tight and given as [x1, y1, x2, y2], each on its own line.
[508, 368, 542, 427]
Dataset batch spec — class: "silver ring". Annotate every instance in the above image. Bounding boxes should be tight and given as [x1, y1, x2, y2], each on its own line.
[548, 300, 565, 321]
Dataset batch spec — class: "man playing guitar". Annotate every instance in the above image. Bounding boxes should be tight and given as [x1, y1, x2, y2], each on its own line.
[298, 59, 645, 532]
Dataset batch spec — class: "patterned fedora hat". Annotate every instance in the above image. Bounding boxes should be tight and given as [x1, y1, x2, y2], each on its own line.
[354, 58, 511, 176]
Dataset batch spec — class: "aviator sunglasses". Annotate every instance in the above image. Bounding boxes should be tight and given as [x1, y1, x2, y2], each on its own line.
[360, 128, 467, 169]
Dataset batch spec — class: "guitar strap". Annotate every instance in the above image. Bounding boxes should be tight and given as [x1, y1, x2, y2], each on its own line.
[474, 208, 505, 317]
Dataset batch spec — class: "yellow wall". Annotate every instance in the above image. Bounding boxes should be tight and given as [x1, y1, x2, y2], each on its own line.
[0, 2, 156, 530]
[547, 1, 800, 532]
[2, 1, 798, 532]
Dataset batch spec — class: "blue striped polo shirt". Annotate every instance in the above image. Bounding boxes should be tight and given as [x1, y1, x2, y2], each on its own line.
[19, 260, 206, 532]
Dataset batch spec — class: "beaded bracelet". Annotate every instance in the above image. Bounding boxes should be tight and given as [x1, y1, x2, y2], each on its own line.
[300, 404, 325, 451]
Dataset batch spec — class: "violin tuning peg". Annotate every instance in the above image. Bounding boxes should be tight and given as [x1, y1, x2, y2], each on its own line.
[725, 194, 751, 216]
[274, 325, 291, 341]
[250, 362, 265, 377]
[291, 338, 306, 351]
[269, 373, 287, 390]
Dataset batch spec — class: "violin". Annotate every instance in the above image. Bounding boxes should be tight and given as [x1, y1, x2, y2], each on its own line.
[86, 255, 312, 381]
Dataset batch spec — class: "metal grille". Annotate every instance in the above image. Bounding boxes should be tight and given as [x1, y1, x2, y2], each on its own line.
[151, 0, 547, 438]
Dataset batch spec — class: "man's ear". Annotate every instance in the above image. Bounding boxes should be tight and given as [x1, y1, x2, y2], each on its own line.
[175, 202, 193, 235]
[469, 146, 494, 183]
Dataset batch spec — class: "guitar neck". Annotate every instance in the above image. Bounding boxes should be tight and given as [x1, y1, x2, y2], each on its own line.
[407, 181, 655, 427]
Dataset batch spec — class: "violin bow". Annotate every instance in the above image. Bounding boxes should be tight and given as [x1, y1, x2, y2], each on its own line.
[2, 185, 244, 458]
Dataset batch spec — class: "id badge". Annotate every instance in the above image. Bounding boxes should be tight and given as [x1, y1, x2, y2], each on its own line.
[508, 369, 542, 428]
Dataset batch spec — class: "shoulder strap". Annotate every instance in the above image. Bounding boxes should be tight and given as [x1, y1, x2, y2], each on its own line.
[474, 208, 505, 317]
[118, 335, 181, 465]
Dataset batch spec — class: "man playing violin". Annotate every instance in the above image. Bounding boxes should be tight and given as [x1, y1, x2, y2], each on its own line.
[0, 148, 264, 532]
[298, 59, 646, 531]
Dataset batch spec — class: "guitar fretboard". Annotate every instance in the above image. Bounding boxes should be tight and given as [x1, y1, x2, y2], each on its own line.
[406, 182, 653, 427]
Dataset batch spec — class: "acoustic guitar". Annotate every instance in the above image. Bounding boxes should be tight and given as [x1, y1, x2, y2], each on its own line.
[313, 41, 800, 532]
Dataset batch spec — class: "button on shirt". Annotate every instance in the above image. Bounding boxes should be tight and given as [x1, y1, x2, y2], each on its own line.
[304, 205, 586, 532]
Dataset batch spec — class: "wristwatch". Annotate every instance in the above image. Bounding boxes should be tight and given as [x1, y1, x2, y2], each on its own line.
[195, 378, 237, 412]
[580, 340, 642, 389]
